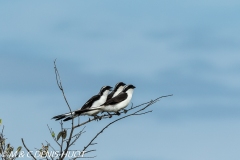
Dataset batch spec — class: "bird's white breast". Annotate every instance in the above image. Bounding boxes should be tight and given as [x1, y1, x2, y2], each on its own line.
[113, 86, 124, 97]
[83, 90, 110, 116]
[102, 89, 134, 112]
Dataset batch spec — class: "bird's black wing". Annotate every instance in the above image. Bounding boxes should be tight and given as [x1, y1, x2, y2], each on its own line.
[103, 92, 127, 105]
[81, 94, 100, 110]
[107, 91, 115, 100]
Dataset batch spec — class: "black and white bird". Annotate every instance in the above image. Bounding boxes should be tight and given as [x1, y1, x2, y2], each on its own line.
[107, 82, 126, 100]
[86, 84, 135, 115]
[52, 86, 112, 121]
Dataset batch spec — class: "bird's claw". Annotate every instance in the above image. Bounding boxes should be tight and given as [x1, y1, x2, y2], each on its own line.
[94, 116, 99, 121]
[107, 112, 112, 118]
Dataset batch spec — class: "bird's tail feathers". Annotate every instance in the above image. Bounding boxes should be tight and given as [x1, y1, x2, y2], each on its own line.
[52, 112, 75, 121]
[63, 116, 75, 121]
[74, 106, 103, 115]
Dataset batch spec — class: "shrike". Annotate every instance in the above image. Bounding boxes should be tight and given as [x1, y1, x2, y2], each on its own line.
[107, 82, 126, 100]
[78, 84, 135, 116]
[52, 86, 112, 121]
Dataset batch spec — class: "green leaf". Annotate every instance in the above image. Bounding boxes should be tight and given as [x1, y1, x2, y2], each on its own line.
[62, 130, 67, 139]
[51, 131, 55, 138]
[57, 132, 62, 141]
[16, 146, 22, 153]
[0, 119, 2, 125]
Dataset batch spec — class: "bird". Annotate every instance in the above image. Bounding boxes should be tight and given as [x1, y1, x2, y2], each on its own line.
[80, 84, 135, 116]
[107, 82, 126, 100]
[52, 85, 112, 121]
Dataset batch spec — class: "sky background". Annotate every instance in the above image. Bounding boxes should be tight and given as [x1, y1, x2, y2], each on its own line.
[0, 0, 240, 160]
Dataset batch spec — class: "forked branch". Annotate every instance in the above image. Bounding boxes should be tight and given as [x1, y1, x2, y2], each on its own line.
[80, 94, 172, 155]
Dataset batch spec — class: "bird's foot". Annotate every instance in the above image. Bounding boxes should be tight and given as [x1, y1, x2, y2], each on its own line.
[107, 112, 112, 118]
[116, 112, 121, 116]
[94, 116, 98, 121]
[123, 109, 128, 114]
[94, 115, 102, 121]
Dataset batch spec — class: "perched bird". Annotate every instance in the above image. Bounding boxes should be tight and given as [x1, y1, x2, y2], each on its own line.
[81, 84, 135, 116]
[107, 82, 126, 100]
[52, 86, 112, 121]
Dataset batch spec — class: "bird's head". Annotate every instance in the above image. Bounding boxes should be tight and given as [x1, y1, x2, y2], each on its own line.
[99, 86, 112, 95]
[114, 82, 126, 91]
[122, 84, 136, 93]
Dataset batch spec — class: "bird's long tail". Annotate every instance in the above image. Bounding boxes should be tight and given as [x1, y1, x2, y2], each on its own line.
[63, 116, 75, 121]
[74, 106, 103, 115]
[62, 108, 102, 121]
[52, 112, 75, 121]
[52, 107, 104, 121]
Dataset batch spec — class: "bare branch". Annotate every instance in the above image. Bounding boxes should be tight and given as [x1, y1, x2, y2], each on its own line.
[45, 141, 56, 160]
[21, 138, 37, 160]
[127, 94, 173, 112]
[81, 94, 172, 153]
[71, 150, 97, 160]
[53, 59, 72, 114]
[54, 60, 75, 160]
[70, 127, 86, 146]
[73, 94, 173, 129]
[72, 155, 97, 159]
[73, 117, 97, 129]
[133, 110, 153, 115]
[60, 121, 64, 157]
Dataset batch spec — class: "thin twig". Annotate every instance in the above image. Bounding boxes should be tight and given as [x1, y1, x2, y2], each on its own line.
[54, 60, 75, 160]
[54, 59, 72, 115]
[47, 125, 60, 147]
[21, 138, 37, 160]
[71, 150, 97, 160]
[70, 127, 86, 146]
[45, 141, 56, 160]
[73, 118, 97, 129]
[81, 94, 172, 153]
[133, 110, 152, 115]
[60, 121, 64, 157]
[73, 94, 173, 129]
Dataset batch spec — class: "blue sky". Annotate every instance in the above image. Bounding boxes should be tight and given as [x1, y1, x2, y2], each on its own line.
[0, 1, 240, 160]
